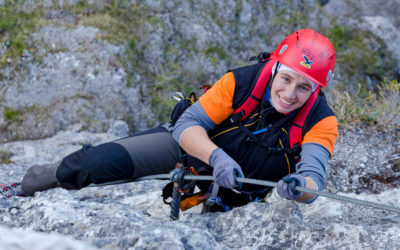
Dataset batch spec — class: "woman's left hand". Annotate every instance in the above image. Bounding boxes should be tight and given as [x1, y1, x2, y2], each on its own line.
[276, 174, 306, 200]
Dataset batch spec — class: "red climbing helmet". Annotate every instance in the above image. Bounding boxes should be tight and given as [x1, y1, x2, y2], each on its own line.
[272, 29, 335, 87]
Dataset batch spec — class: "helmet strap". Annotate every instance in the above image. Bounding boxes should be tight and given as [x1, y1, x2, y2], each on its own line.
[270, 62, 281, 86]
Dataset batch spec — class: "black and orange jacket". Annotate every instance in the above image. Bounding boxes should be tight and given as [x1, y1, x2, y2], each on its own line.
[196, 62, 338, 191]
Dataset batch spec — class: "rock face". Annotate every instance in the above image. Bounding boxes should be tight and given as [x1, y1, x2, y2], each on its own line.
[1, 24, 146, 141]
[323, 0, 400, 79]
[0, 225, 98, 250]
[0, 126, 399, 249]
[0, 0, 399, 249]
[0, 0, 399, 142]
[328, 128, 400, 194]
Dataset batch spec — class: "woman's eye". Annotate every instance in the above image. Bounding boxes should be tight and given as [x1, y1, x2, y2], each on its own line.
[300, 85, 311, 92]
[282, 77, 290, 83]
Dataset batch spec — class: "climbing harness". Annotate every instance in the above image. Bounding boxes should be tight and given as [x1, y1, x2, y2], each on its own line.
[89, 170, 400, 220]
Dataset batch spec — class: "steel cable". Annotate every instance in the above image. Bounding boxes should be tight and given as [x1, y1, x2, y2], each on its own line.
[89, 174, 400, 214]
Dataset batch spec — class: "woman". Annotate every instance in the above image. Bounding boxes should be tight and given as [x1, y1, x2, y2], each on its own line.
[2, 29, 337, 211]
[173, 28, 337, 208]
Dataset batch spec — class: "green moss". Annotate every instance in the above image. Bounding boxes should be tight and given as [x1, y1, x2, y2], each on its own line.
[73, 93, 94, 100]
[4, 107, 21, 122]
[55, 0, 89, 15]
[328, 25, 346, 49]
[126, 75, 133, 88]
[205, 46, 231, 61]
[205, 46, 231, 68]
[0, 1, 41, 64]
[234, 0, 243, 19]
[0, 150, 14, 164]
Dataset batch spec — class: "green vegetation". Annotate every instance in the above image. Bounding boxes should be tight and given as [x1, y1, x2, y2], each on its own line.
[326, 25, 396, 96]
[4, 106, 21, 122]
[0, 150, 14, 164]
[0, 1, 41, 66]
[333, 79, 400, 131]
[205, 46, 232, 67]
[3, 105, 40, 123]
[327, 24, 398, 131]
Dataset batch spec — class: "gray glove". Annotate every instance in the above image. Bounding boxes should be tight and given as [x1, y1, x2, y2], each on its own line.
[209, 148, 244, 189]
[276, 174, 306, 200]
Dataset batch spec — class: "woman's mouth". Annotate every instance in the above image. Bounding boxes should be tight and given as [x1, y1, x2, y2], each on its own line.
[280, 96, 294, 105]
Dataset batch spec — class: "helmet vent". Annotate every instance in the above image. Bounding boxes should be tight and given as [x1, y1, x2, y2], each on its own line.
[279, 45, 288, 55]
[326, 69, 333, 82]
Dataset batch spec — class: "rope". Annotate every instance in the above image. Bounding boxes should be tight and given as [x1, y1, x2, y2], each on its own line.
[89, 174, 400, 214]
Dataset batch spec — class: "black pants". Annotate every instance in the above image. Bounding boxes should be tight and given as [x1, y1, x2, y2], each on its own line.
[21, 125, 182, 195]
[56, 125, 182, 189]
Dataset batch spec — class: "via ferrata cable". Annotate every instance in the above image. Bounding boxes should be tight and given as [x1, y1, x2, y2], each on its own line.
[89, 173, 400, 214]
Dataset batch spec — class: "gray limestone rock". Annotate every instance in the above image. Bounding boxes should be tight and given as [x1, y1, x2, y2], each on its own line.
[0, 127, 399, 249]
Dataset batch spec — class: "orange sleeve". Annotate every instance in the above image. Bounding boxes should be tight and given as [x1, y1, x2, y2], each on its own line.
[198, 72, 235, 125]
[302, 116, 338, 156]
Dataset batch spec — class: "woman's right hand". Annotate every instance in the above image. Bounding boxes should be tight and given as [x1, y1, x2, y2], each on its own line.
[209, 148, 244, 189]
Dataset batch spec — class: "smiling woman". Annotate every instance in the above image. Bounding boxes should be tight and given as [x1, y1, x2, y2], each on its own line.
[270, 68, 313, 114]
[176, 29, 338, 206]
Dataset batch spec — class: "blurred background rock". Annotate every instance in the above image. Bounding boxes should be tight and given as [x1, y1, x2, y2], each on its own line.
[0, 0, 398, 142]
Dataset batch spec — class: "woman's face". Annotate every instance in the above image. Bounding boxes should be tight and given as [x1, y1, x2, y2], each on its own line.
[270, 70, 313, 114]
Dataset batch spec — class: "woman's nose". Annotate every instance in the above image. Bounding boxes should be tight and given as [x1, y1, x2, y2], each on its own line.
[285, 84, 297, 99]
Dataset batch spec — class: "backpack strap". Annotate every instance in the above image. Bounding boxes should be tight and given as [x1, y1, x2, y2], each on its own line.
[230, 58, 277, 123]
[289, 86, 321, 148]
